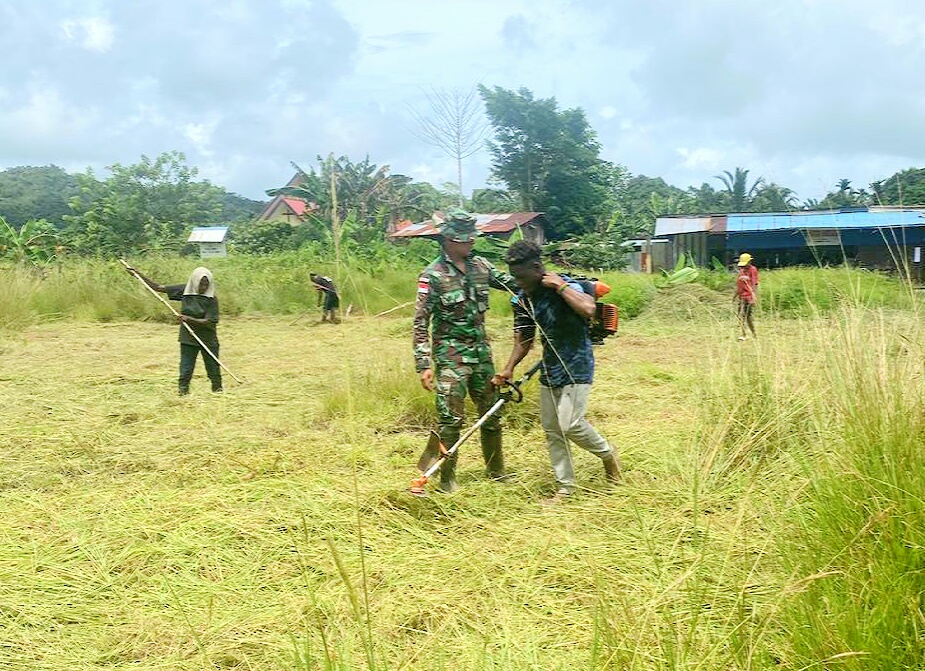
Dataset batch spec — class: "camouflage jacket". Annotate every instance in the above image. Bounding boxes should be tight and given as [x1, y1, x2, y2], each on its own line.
[413, 253, 515, 371]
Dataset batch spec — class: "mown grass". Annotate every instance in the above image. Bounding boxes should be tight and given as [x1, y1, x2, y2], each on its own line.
[1, 278, 923, 670]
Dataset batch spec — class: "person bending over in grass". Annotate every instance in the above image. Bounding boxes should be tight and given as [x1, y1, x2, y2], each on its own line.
[310, 273, 340, 323]
[492, 241, 622, 504]
[125, 265, 222, 395]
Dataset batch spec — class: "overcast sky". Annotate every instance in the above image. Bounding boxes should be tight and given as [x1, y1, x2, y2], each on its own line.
[2, 0, 925, 204]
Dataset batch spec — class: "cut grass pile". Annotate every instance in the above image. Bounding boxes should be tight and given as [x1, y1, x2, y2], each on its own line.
[0, 303, 922, 669]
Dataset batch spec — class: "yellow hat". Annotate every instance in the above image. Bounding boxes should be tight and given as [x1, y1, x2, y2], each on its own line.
[737, 253, 752, 267]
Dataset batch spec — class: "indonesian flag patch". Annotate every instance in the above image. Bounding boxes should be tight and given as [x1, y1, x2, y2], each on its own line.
[417, 277, 429, 294]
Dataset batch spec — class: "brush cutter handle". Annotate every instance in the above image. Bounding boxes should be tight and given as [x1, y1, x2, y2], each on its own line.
[500, 383, 523, 403]
[500, 361, 542, 403]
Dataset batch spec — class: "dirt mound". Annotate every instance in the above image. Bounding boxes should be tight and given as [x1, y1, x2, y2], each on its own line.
[642, 283, 733, 321]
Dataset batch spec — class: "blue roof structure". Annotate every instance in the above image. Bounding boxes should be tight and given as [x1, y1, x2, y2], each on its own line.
[725, 208, 925, 232]
[653, 207, 925, 252]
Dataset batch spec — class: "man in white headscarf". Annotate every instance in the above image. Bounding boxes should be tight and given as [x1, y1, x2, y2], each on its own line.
[126, 266, 222, 395]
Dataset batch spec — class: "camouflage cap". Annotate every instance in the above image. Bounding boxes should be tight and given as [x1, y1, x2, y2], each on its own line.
[438, 208, 478, 243]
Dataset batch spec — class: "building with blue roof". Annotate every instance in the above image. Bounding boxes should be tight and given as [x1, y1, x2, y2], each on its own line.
[653, 207, 925, 271]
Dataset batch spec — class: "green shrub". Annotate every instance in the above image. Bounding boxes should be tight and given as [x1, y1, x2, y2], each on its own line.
[696, 268, 735, 292]
[592, 272, 657, 319]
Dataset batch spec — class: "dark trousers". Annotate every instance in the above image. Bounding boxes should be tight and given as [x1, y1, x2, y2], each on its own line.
[179, 342, 222, 394]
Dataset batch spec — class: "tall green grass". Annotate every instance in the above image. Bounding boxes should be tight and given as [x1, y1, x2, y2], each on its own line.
[772, 310, 925, 669]
[2, 256, 918, 337]
[759, 267, 916, 317]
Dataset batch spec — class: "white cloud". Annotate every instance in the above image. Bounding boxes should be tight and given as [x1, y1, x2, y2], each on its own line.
[61, 16, 115, 52]
[2, 0, 925, 203]
[183, 122, 217, 158]
[676, 147, 725, 172]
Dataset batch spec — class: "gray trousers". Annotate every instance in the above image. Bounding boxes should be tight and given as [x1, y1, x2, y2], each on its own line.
[540, 384, 613, 492]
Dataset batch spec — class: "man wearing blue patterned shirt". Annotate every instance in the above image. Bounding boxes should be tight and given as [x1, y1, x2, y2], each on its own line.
[492, 241, 622, 502]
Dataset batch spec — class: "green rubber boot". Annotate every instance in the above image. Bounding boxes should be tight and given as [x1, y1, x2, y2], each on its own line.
[438, 453, 459, 493]
[481, 429, 506, 480]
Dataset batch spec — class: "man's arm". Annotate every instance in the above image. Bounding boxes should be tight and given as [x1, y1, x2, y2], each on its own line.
[542, 271, 596, 319]
[486, 259, 517, 295]
[493, 328, 534, 386]
[412, 271, 436, 389]
[124, 267, 165, 293]
[492, 299, 535, 385]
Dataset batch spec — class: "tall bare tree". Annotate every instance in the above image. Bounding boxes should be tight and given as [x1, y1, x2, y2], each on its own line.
[408, 87, 489, 207]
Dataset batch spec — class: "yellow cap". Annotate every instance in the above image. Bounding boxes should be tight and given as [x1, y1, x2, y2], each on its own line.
[737, 253, 752, 267]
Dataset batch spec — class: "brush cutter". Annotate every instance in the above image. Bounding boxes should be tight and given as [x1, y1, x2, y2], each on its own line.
[409, 361, 542, 496]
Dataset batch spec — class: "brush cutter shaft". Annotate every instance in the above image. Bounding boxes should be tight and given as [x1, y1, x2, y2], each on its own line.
[418, 361, 542, 480]
[420, 396, 506, 479]
[120, 259, 243, 384]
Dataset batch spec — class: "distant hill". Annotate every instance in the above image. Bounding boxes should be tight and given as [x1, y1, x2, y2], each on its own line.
[0, 165, 79, 228]
[0, 164, 266, 228]
[218, 190, 266, 222]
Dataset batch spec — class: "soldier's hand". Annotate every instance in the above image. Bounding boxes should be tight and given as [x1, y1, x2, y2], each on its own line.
[419, 369, 435, 391]
[491, 370, 512, 387]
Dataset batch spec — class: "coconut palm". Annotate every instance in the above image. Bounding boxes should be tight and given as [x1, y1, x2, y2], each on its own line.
[714, 167, 764, 213]
[267, 155, 427, 263]
[754, 183, 799, 212]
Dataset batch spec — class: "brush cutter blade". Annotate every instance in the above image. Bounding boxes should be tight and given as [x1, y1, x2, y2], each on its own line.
[417, 430, 446, 473]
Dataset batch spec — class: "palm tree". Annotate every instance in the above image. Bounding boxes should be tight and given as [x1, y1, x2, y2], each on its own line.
[754, 183, 798, 212]
[714, 167, 763, 212]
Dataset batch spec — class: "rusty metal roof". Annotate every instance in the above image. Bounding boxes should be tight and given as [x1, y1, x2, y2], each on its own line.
[390, 212, 544, 238]
[282, 197, 308, 216]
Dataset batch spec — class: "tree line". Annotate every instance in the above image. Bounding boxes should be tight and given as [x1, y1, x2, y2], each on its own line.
[3, 85, 925, 267]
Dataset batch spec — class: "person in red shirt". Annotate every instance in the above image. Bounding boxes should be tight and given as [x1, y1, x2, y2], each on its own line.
[739, 252, 759, 291]
[735, 253, 757, 340]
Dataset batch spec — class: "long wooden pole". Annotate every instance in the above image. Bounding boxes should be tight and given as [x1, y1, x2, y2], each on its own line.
[120, 259, 243, 384]
[374, 301, 413, 317]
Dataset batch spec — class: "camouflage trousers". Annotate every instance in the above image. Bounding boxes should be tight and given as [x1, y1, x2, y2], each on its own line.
[434, 360, 504, 477]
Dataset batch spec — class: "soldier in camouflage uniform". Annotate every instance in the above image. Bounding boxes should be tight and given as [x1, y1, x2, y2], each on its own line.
[413, 209, 517, 493]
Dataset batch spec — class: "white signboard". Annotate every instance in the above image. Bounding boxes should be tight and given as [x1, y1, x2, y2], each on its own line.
[914, 247, 921, 264]
[199, 242, 227, 258]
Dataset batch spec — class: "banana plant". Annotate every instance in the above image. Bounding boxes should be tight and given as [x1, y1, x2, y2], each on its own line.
[654, 252, 700, 288]
[0, 217, 60, 267]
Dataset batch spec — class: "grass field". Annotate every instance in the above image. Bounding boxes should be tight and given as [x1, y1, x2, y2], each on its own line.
[1, 288, 923, 669]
